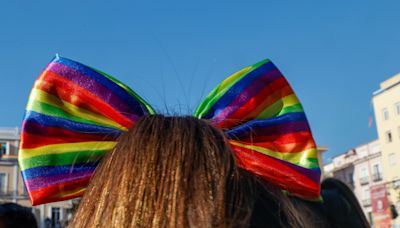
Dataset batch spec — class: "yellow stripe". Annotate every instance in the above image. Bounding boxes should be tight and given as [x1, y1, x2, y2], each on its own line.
[229, 141, 317, 166]
[30, 89, 127, 131]
[20, 141, 116, 159]
[54, 187, 85, 199]
[257, 94, 300, 119]
[216, 66, 252, 93]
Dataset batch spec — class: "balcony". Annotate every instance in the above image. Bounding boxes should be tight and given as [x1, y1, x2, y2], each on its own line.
[360, 176, 369, 185]
[372, 173, 383, 182]
[362, 198, 371, 207]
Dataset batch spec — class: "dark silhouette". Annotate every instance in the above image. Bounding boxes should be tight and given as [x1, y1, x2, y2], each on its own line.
[0, 203, 37, 228]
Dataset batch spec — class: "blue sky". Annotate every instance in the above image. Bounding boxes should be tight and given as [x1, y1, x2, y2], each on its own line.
[1, 0, 399, 161]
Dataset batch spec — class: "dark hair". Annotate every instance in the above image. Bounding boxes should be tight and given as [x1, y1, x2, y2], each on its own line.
[0, 203, 37, 228]
[70, 115, 306, 227]
[321, 178, 370, 227]
[291, 178, 370, 228]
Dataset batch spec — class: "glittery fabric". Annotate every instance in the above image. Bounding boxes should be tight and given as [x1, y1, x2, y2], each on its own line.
[19, 56, 154, 205]
[19, 57, 320, 205]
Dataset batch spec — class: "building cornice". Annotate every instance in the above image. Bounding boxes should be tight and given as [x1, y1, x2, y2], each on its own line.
[373, 79, 400, 96]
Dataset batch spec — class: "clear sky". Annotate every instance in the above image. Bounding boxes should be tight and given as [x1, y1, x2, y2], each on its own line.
[1, 0, 399, 162]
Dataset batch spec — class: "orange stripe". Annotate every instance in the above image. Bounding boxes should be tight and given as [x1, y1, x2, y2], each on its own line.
[35, 70, 134, 128]
[227, 77, 294, 122]
[231, 139, 316, 153]
[29, 176, 90, 206]
[230, 144, 320, 200]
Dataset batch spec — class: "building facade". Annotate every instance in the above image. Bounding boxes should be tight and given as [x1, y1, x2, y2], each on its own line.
[372, 73, 400, 227]
[324, 140, 385, 226]
[0, 128, 73, 228]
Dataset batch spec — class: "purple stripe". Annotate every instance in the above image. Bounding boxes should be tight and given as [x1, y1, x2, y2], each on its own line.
[46, 62, 139, 121]
[228, 121, 310, 140]
[266, 153, 320, 183]
[213, 69, 283, 124]
[22, 119, 118, 138]
[26, 171, 94, 191]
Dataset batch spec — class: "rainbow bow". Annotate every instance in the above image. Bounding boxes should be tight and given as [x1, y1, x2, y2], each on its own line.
[19, 56, 320, 205]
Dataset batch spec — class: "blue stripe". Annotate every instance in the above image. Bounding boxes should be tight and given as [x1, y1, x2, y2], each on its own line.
[54, 56, 148, 116]
[226, 112, 308, 138]
[204, 61, 280, 119]
[22, 162, 99, 180]
[23, 111, 122, 137]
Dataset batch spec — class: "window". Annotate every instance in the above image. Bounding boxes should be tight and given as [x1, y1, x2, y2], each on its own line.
[396, 102, 400, 116]
[368, 212, 373, 226]
[389, 153, 396, 166]
[360, 167, 369, 184]
[360, 167, 369, 178]
[383, 108, 389, 120]
[0, 173, 7, 194]
[0, 143, 7, 155]
[51, 207, 61, 227]
[348, 172, 354, 185]
[386, 131, 392, 143]
[372, 164, 382, 181]
[362, 188, 371, 206]
[398, 126, 400, 139]
[362, 188, 371, 200]
[372, 164, 381, 173]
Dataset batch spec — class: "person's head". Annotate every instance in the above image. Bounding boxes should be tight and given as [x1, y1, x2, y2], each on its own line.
[70, 115, 306, 228]
[321, 178, 370, 227]
[0, 203, 37, 228]
[290, 178, 370, 228]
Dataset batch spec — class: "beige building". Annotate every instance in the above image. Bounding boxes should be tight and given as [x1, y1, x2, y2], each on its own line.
[372, 73, 400, 226]
[323, 140, 383, 225]
[0, 127, 74, 228]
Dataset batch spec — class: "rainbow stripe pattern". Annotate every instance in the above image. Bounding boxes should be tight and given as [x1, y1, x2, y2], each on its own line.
[20, 56, 320, 205]
[19, 56, 155, 205]
[195, 59, 320, 200]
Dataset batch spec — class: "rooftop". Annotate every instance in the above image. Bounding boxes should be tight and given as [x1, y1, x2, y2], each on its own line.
[373, 73, 400, 96]
[0, 127, 20, 140]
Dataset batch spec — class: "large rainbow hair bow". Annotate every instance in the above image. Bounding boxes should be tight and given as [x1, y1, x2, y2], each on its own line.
[19, 56, 320, 205]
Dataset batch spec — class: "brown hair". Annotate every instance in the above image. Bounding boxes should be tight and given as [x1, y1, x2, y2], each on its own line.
[70, 115, 306, 228]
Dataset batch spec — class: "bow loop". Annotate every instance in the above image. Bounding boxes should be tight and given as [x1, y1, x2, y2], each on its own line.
[19, 56, 154, 205]
[195, 59, 321, 200]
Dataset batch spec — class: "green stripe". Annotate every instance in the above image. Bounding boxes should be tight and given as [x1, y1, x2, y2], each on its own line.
[256, 99, 283, 119]
[194, 59, 270, 118]
[28, 100, 119, 129]
[92, 68, 156, 115]
[20, 150, 107, 170]
[278, 104, 304, 116]
[298, 157, 319, 169]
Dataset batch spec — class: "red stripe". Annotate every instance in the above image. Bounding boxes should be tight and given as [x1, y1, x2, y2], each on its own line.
[230, 144, 320, 200]
[29, 176, 90, 205]
[21, 122, 118, 149]
[36, 70, 133, 128]
[216, 79, 294, 128]
[230, 139, 316, 153]
[230, 131, 316, 153]
[21, 131, 117, 149]
[237, 131, 313, 143]
[235, 77, 293, 119]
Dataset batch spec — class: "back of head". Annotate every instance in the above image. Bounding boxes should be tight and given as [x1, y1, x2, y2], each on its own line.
[70, 115, 306, 228]
[0, 203, 37, 228]
[291, 178, 370, 228]
[321, 178, 370, 228]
